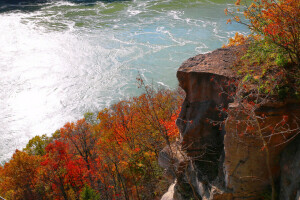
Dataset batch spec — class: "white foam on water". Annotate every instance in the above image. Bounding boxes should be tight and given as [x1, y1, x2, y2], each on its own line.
[0, 0, 249, 162]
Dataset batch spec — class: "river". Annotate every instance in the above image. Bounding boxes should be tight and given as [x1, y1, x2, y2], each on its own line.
[0, 0, 248, 162]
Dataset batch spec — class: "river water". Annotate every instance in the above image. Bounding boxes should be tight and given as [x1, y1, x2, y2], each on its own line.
[0, 0, 248, 162]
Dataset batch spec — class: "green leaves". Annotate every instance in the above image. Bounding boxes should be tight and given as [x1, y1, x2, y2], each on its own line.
[23, 135, 50, 156]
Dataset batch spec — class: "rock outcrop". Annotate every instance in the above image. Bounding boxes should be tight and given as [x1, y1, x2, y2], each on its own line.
[159, 46, 300, 200]
[280, 134, 300, 200]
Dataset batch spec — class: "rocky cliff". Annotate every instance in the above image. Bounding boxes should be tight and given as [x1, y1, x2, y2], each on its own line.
[159, 46, 300, 200]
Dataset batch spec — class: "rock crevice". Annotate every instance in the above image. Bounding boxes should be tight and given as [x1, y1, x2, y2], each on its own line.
[159, 46, 300, 200]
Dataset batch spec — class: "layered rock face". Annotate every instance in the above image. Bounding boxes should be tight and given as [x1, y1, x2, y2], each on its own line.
[159, 46, 300, 200]
[280, 135, 300, 200]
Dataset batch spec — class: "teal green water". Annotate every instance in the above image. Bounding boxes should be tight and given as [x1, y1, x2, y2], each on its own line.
[0, 0, 249, 161]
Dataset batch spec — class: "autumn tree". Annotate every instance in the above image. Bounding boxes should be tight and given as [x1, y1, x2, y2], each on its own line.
[95, 83, 184, 199]
[214, 1, 300, 193]
[0, 150, 42, 200]
[23, 134, 51, 156]
[225, 0, 300, 66]
[1, 84, 183, 200]
[60, 119, 98, 188]
[39, 141, 85, 200]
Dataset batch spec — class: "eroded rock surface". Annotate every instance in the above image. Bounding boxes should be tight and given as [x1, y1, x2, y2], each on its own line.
[280, 135, 300, 200]
[160, 46, 242, 200]
[224, 101, 300, 199]
[160, 46, 300, 200]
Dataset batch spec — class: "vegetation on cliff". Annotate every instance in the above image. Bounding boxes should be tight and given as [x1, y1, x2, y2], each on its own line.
[0, 0, 299, 199]
[219, 0, 300, 199]
[225, 0, 299, 65]
[224, 0, 299, 96]
[224, 0, 299, 97]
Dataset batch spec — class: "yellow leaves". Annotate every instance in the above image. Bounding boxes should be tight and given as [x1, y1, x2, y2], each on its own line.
[226, 19, 232, 24]
[143, 151, 156, 158]
[223, 32, 250, 48]
[137, 163, 144, 168]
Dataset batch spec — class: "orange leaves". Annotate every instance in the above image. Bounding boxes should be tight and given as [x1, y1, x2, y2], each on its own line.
[223, 32, 249, 47]
[0, 87, 184, 199]
[249, 3, 257, 9]
[0, 150, 42, 199]
[160, 112, 180, 139]
[233, 16, 240, 22]
[94, 87, 183, 197]
[235, 0, 241, 6]
[224, 8, 228, 16]
[226, 0, 300, 65]
[97, 87, 183, 149]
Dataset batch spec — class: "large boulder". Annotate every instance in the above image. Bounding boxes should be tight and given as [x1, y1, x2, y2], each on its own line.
[161, 46, 244, 200]
[160, 45, 300, 200]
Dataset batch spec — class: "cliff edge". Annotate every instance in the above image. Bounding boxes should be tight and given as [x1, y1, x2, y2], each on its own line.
[159, 46, 300, 200]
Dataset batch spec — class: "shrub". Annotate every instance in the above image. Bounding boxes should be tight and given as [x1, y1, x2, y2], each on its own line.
[225, 0, 300, 66]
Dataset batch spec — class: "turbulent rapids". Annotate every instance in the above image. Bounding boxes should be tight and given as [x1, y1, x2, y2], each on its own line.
[0, 0, 248, 161]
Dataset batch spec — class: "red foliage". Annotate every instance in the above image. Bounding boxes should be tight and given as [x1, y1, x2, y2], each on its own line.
[0, 87, 184, 199]
[40, 141, 85, 199]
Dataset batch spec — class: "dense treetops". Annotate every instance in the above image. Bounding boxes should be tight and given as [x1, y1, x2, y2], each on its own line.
[0, 83, 184, 200]
[1, 0, 299, 199]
